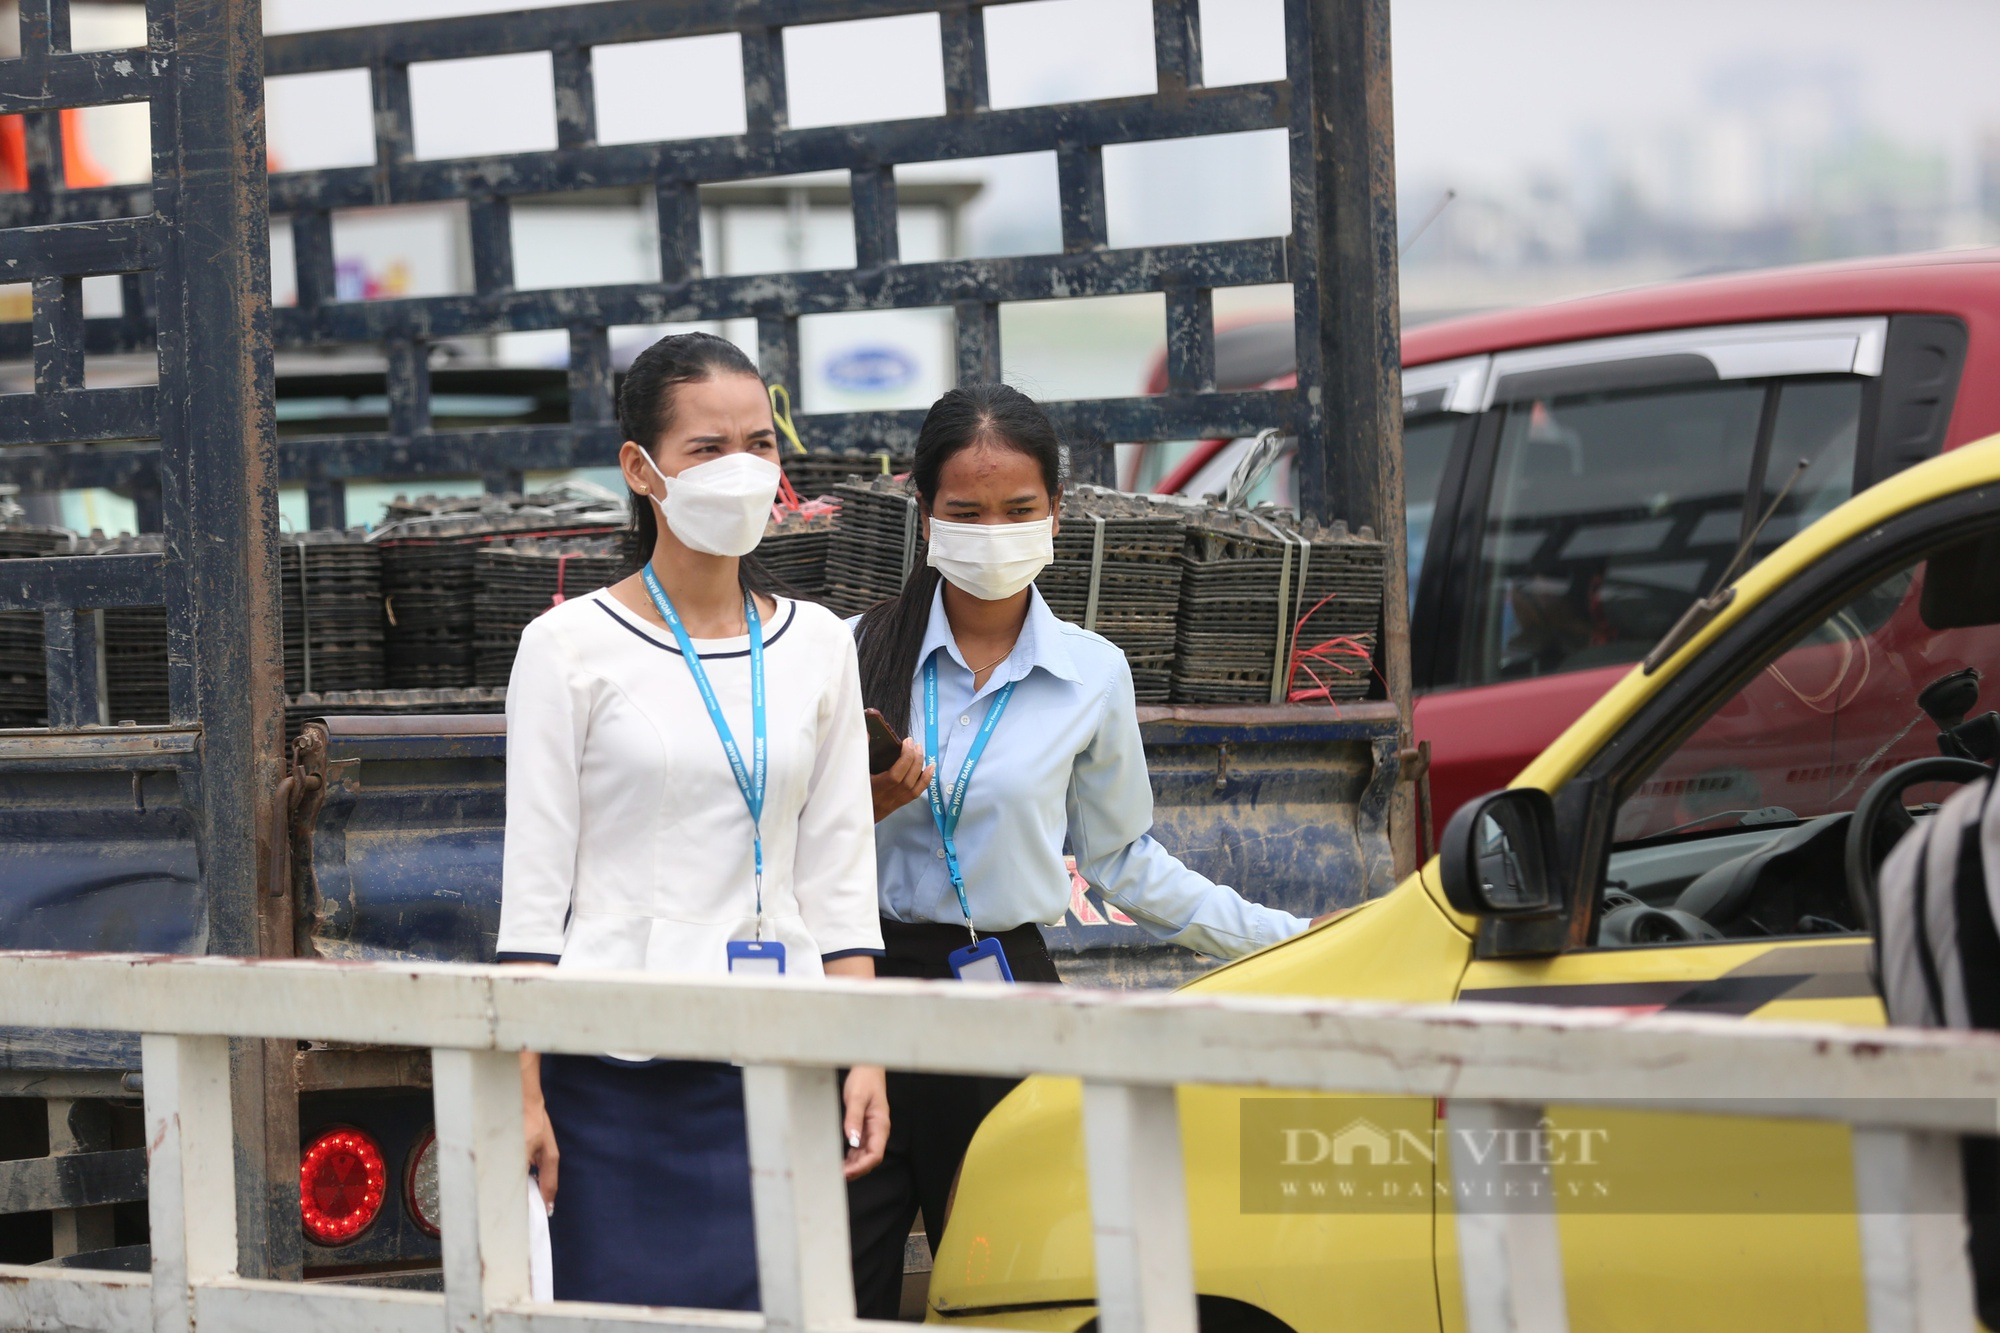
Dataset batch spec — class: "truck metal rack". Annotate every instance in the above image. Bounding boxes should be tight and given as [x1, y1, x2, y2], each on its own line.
[0, 0, 1404, 1281]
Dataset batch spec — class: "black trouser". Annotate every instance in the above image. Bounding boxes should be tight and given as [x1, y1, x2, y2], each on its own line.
[848, 919, 1062, 1320]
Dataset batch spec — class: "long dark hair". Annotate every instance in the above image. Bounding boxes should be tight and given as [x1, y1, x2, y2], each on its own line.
[855, 383, 1065, 726]
[618, 330, 784, 595]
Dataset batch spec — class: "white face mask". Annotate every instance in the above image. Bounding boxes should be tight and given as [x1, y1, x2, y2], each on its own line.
[926, 516, 1055, 601]
[641, 451, 782, 557]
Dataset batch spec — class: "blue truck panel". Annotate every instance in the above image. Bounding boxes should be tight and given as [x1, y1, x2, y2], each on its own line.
[299, 705, 1399, 986]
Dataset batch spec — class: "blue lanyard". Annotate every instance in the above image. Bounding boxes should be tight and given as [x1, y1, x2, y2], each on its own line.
[923, 651, 1016, 940]
[642, 565, 767, 933]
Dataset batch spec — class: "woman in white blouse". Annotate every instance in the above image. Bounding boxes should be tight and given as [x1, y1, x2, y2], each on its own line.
[496, 332, 886, 1309]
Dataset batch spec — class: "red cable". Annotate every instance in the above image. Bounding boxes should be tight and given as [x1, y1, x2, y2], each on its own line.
[776, 469, 804, 512]
[1281, 591, 1383, 708]
[550, 552, 575, 607]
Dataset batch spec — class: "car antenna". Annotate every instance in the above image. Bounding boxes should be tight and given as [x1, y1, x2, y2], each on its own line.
[1400, 189, 1456, 257]
[1641, 457, 1810, 675]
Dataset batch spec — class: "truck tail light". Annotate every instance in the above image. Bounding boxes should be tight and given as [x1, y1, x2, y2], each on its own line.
[405, 1128, 441, 1237]
[300, 1127, 387, 1245]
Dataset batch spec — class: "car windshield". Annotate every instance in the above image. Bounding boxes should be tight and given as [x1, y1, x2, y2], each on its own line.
[1616, 528, 2000, 848]
[1466, 378, 1863, 686]
[1595, 516, 2000, 945]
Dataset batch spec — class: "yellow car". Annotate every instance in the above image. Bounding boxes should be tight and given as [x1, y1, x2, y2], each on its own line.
[929, 436, 2000, 1333]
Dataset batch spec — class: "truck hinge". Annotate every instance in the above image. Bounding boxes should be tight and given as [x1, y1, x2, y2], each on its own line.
[272, 725, 330, 954]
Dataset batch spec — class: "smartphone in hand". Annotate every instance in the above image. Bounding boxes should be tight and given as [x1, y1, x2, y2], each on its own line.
[864, 708, 903, 774]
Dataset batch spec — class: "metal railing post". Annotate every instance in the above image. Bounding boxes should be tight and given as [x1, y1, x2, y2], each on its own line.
[142, 1033, 239, 1333]
[1449, 1100, 1569, 1333]
[743, 1064, 856, 1333]
[1082, 1081, 1198, 1333]
[433, 1047, 532, 1330]
[1853, 1127, 1977, 1333]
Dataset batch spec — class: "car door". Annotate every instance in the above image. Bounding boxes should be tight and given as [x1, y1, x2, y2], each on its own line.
[1413, 318, 1925, 831]
[1438, 478, 2000, 1332]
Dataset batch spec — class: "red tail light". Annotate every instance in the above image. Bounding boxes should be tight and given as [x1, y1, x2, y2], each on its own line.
[300, 1127, 387, 1245]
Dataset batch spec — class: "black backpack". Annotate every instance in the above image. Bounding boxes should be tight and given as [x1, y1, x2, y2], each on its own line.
[1875, 771, 2000, 1322]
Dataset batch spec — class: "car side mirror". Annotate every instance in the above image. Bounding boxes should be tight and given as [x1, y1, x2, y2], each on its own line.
[1439, 788, 1560, 918]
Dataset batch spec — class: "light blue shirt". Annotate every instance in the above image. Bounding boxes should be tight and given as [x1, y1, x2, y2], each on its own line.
[860, 585, 1309, 960]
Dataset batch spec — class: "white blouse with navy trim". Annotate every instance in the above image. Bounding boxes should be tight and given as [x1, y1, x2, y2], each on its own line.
[497, 588, 883, 976]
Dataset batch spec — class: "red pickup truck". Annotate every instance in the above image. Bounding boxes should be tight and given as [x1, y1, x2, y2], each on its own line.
[1140, 249, 1997, 825]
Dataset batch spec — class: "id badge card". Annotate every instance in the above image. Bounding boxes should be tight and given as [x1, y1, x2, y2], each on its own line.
[727, 940, 787, 976]
[948, 936, 1014, 983]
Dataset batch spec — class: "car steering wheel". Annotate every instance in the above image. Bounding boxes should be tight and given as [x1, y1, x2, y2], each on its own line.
[1842, 756, 1991, 932]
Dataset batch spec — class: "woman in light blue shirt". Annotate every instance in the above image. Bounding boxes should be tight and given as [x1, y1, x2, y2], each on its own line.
[845, 383, 1316, 1316]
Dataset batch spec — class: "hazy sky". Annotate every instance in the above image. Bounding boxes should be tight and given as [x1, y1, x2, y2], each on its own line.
[260, 0, 2000, 245]
[1392, 0, 2000, 199]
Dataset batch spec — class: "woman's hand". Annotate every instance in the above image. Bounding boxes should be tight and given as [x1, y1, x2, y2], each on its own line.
[871, 737, 931, 823]
[822, 955, 890, 1178]
[841, 1064, 890, 1180]
[521, 1051, 559, 1214]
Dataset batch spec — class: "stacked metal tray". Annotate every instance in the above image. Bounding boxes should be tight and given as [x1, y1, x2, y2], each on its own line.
[471, 537, 627, 688]
[1038, 487, 1186, 703]
[757, 508, 835, 599]
[79, 535, 169, 725]
[379, 539, 481, 688]
[1172, 512, 1386, 704]
[0, 524, 72, 559]
[8, 528, 399, 723]
[821, 478, 921, 617]
[286, 687, 506, 743]
[377, 484, 621, 528]
[0, 524, 71, 727]
[281, 530, 384, 695]
[0, 612, 42, 727]
[104, 607, 170, 725]
[783, 450, 910, 501]
[374, 493, 625, 690]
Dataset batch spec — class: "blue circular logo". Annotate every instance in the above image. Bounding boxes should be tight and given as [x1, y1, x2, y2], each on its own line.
[824, 345, 918, 393]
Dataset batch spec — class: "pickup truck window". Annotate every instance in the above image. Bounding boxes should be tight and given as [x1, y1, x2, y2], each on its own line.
[1752, 379, 1862, 551]
[1462, 376, 1868, 687]
[1402, 413, 1458, 606]
[1595, 523, 2000, 947]
[1467, 382, 1768, 684]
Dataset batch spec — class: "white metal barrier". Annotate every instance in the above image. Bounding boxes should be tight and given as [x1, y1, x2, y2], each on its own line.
[0, 951, 1993, 1333]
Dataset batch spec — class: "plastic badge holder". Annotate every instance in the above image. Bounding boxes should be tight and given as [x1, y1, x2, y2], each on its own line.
[727, 940, 787, 975]
[948, 936, 1014, 983]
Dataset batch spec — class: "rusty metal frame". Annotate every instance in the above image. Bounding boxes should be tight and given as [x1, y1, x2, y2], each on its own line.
[0, 1, 1402, 543]
[0, 0, 293, 1276]
[3, 0, 1411, 852]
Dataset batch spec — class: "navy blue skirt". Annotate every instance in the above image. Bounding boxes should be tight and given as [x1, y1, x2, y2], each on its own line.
[540, 1055, 760, 1309]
